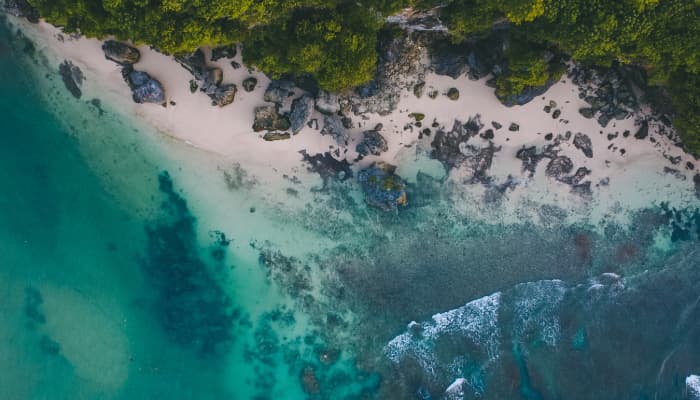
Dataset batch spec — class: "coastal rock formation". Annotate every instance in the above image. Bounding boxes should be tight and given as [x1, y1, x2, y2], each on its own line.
[315, 90, 340, 115]
[357, 163, 408, 212]
[320, 115, 348, 145]
[59, 60, 84, 99]
[102, 40, 140, 65]
[356, 129, 388, 157]
[209, 84, 237, 107]
[210, 45, 236, 61]
[431, 116, 483, 170]
[2, 0, 39, 22]
[546, 156, 574, 180]
[175, 49, 235, 107]
[289, 94, 313, 134]
[570, 64, 640, 127]
[121, 67, 165, 104]
[252, 105, 290, 132]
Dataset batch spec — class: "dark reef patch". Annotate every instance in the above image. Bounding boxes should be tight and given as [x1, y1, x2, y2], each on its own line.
[141, 171, 236, 357]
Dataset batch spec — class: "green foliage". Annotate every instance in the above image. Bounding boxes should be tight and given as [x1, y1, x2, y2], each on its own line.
[669, 71, 700, 153]
[494, 40, 558, 98]
[242, 6, 381, 91]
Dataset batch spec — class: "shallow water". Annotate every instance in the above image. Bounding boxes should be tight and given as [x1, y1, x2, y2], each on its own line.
[1, 15, 699, 400]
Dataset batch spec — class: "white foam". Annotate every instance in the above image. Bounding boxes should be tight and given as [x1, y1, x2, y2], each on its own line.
[688, 375, 700, 399]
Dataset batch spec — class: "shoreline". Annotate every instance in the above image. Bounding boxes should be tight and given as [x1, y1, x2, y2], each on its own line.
[10, 16, 700, 227]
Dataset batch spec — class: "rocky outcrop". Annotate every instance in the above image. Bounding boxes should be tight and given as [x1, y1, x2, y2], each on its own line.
[545, 156, 574, 180]
[2, 0, 39, 22]
[573, 132, 593, 158]
[289, 95, 313, 134]
[102, 40, 140, 65]
[320, 115, 348, 145]
[59, 60, 84, 99]
[209, 84, 237, 107]
[121, 66, 165, 104]
[431, 116, 483, 171]
[252, 105, 290, 132]
[570, 64, 640, 127]
[357, 163, 408, 211]
[356, 129, 388, 157]
[315, 90, 340, 115]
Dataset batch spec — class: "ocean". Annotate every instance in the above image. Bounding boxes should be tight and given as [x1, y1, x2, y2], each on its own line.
[1, 15, 699, 400]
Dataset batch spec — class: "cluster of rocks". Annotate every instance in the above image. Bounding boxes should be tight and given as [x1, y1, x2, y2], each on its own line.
[100, 40, 166, 105]
[515, 132, 594, 196]
[2, 0, 39, 22]
[571, 64, 640, 128]
[357, 163, 408, 211]
[175, 49, 237, 107]
[252, 79, 316, 140]
[355, 125, 388, 158]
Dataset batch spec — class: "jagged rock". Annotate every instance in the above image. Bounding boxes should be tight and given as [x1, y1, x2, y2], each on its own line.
[242, 77, 257, 92]
[211, 45, 236, 61]
[210, 84, 236, 107]
[252, 105, 290, 132]
[546, 156, 574, 180]
[102, 40, 140, 65]
[175, 49, 207, 79]
[356, 129, 388, 156]
[552, 109, 561, 119]
[357, 163, 408, 211]
[634, 120, 649, 139]
[122, 67, 165, 104]
[289, 94, 313, 134]
[545, 133, 554, 141]
[413, 81, 425, 98]
[430, 43, 467, 79]
[597, 114, 610, 127]
[320, 115, 348, 145]
[509, 123, 520, 132]
[264, 79, 294, 104]
[579, 107, 595, 118]
[205, 68, 223, 89]
[686, 162, 695, 170]
[341, 117, 353, 129]
[480, 129, 494, 140]
[573, 132, 593, 158]
[59, 60, 84, 98]
[431, 116, 483, 170]
[315, 90, 340, 115]
[446, 87, 459, 100]
[492, 121, 502, 130]
[461, 141, 501, 184]
[262, 132, 291, 141]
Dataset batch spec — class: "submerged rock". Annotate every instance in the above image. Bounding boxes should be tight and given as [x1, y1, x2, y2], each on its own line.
[289, 94, 313, 134]
[357, 163, 408, 212]
[299, 150, 353, 185]
[252, 105, 290, 132]
[101, 40, 140, 65]
[573, 132, 593, 158]
[301, 366, 321, 394]
[546, 156, 574, 180]
[122, 67, 165, 104]
[431, 116, 483, 171]
[59, 60, 84, 99]
[356, 129, 388, 157]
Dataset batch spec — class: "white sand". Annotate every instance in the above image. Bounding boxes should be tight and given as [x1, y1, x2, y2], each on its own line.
[12, 18, 700, 227]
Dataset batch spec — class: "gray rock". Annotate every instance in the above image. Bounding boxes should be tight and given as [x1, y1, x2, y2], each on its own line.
[357, 163, 408, 211]
[59, 60, 84, 98]
[446, 87, 459, 100]
[552, 109, 561, 119]
[573, 132, 593, 158]
[579, 107, 595, 119]
[315, 90, 340, 115]
[289, 95, 313, 134]
[694, 174, 700, 200]
[634, 120, 649, 139]
[413, 81, 425, 98]
[102, 40, 140, 65]
[320, 115, 348, 145]
[122, 67, 165, 104]
[252, 105, 290, 132]
[356, 130, 388, 156]
[242, 77, 257, 92]
[3, 0, 39, 22]
[509, 123, 520, 132]
[264, 79, 294, 104]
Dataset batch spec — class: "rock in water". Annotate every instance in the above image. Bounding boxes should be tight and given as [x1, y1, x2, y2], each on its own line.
[101, 40, 140, 65]
[242, 77, 257, 92]
[59, 60, 84, 99]
[210, 84, 236, 107]
[252, 105, 290, 132]
[122, 67, 165, 104]
[357, 163, 408, 211]
[289, 95, 313, 134]
[573, 132, 593, 158]
[356, 129, 388, 156]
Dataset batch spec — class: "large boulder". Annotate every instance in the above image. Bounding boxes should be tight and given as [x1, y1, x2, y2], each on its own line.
[315, 90, 340, 115]
[102, 40, 140, 65]
[252, 105, 290, 132]
[210, 84, 237, 107]
[122, 67, 165, 104]
[264, 79, 294, 104]
[289, 95, 313, 134]
[320, 115, 348, 145]
[357, 163, 408, 212]
[356, 129, 388, 156]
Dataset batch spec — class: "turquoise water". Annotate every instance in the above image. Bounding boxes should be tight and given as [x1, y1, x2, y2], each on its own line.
[1, 15, 700, 400]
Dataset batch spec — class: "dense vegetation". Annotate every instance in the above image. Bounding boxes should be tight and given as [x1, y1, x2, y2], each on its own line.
[24, 0, 700, 152]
